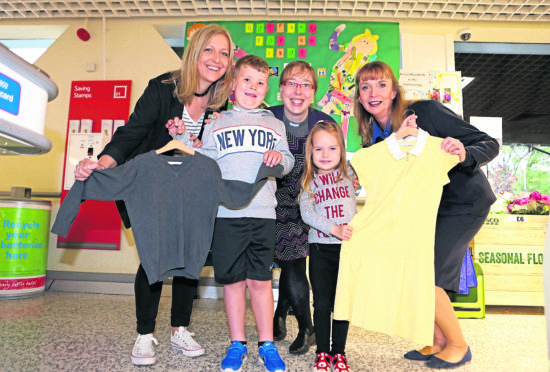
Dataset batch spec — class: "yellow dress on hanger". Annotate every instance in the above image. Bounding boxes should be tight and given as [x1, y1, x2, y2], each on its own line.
[334, 130, 458, 346]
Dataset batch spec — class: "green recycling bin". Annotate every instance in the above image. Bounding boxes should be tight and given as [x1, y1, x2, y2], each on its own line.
[0, 198, 51, 299]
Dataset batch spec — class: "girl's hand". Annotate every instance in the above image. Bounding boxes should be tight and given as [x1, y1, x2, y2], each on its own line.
[166, 117, 185, 136]
[263, 150, 282, 167]
[352, 177, 360, 192]
[441, 136, 466, 162]
[330, 224, 353, 241]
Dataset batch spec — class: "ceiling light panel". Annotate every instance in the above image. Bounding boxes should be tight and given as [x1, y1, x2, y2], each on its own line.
[0, 1, 548, 21]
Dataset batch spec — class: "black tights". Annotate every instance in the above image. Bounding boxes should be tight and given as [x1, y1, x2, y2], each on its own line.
[134, 264, 198, 335]
[274, 257, 313, 331]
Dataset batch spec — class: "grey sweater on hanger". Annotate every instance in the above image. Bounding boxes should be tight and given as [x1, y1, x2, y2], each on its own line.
[52, 150, 284, 284]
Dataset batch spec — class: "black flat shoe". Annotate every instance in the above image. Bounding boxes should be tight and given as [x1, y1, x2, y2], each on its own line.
[289, 328, 315, 355]
[273, 315, 287, 341]
[426, 347, 472, 369]
[404, 349, 435, 361]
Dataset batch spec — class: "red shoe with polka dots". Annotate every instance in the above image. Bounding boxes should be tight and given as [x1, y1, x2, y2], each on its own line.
[331, 353, 351, 372]
[312, 352, 331, 372]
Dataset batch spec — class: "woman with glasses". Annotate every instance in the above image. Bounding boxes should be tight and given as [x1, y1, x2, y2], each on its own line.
[267, 61, 336, 355]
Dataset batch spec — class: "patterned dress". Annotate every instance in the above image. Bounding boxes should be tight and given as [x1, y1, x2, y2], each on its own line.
[274, 131, 310, 261]
[267, 105, 335, 262]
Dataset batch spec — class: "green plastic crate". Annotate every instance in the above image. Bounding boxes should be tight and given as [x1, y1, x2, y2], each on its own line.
[449, 263, 485, 319]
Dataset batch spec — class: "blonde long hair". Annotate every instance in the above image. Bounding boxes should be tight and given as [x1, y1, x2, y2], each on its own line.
[353, 61, 409, 147]
[167, 24, 234, 110]
[300, 121, 349, 199]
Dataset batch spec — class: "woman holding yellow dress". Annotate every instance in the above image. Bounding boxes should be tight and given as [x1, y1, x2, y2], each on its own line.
[335, 61, 498, 369]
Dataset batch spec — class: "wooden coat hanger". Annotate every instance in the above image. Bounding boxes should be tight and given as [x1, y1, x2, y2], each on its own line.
[395, 126, 419, 140]
[156, 139, 195, 155]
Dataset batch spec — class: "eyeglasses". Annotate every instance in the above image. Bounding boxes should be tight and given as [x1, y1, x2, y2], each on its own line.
[283, 80, 313, 90]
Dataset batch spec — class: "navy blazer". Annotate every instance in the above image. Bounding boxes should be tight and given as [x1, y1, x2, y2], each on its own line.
[410, 100, 499, 215]
[267, 105, 336, 130]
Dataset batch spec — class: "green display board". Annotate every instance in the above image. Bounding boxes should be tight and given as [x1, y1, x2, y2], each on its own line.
[186, 21, 400, 151]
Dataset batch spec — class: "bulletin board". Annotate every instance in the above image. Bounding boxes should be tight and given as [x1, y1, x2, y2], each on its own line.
[400, 70, 464, 117]
[186, 21, 400, 152]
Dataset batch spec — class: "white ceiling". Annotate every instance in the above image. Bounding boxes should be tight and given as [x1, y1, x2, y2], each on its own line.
[1, 0, 549, 21]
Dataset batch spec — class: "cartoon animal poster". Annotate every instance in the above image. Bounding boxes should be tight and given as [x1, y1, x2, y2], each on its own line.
[185, 21, 400, 151]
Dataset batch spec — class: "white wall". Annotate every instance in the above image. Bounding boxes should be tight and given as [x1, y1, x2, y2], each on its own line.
[0, 17, 548, 275]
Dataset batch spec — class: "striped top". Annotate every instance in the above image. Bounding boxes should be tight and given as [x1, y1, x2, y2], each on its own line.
[182, 106, 205, 137]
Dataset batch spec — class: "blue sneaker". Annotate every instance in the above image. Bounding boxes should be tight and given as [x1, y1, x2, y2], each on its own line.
[221, 341, 247, 372]
[258, 341, 286, 372]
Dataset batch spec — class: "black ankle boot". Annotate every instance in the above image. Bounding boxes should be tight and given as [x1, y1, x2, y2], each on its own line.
[273, 315, 287, 341]
[289, 328, 315, 355]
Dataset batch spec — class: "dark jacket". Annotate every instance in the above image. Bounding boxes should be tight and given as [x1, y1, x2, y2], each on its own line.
[99, 72, 217, 227]
[410, 100, 499, 215]
[267, 105, 335, 131]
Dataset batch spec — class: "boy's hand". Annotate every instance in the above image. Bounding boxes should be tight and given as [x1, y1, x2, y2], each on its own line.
[204, 111, 221, 125]
[190, 134, 203, 148]
[263, 150, 282, 167]
[166, 117, 185, 136]
[330, 224, 353, 241]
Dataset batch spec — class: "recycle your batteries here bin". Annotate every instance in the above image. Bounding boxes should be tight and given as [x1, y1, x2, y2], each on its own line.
[0, 198, 51, 299]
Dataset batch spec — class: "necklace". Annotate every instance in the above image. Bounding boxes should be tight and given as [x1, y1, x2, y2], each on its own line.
[194, 85, 211, 97]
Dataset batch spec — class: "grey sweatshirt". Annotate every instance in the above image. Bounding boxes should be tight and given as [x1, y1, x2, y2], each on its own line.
[51, 150, 284, 284]
[175, 107, 294, 219]
[299, 167, 357, 244]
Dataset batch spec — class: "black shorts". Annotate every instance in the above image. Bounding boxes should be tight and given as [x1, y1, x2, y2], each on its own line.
[212, 218, 275, 285]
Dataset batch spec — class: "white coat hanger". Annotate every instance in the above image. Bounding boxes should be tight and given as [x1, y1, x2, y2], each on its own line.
[395, 126, 419, 140]
[156, 139, 195, 155]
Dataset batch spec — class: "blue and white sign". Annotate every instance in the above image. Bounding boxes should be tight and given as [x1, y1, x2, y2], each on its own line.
[0, 72, 21, 115]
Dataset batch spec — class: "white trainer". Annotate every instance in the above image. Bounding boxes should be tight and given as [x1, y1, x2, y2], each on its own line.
[171, 326, 205, 357]
[131, 333, 159, 365]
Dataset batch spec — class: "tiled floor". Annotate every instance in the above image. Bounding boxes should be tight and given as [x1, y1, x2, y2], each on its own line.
[1, 291, 548, 372]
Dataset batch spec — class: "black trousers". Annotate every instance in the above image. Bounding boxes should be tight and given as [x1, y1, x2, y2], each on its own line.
[134, 264, 198, 335]
[309, 243, 349, 355]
